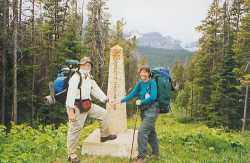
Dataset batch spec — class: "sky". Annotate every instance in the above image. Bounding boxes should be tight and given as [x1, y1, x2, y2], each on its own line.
[107, 0, 213, 44]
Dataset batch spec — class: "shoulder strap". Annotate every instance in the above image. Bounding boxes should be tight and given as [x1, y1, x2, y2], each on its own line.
[75, 70, 82, 89]
[169, 77, 175, 91]
[154, 77, 159, 98]
[75, 70, 82, 100]
[138, 80, 142, 93]
[147, 80, 152, 93]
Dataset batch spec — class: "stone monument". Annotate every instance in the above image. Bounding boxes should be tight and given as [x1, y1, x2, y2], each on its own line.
[81, 45, 138, 158]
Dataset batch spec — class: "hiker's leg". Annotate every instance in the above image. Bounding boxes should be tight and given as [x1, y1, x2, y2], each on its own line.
[138, 115, 155, 158]
[87, 104, 110, 137]
[145, 104, 159, 155]
[138, 104, 159, 158]
[67, 108, 87, 158]
[148, 128, 159, 155]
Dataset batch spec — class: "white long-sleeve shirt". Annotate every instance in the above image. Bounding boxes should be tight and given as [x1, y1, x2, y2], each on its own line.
[65, 70, 108, 108]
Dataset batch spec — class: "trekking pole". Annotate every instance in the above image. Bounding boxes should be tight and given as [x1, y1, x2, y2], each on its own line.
[130, 105, 139, 162]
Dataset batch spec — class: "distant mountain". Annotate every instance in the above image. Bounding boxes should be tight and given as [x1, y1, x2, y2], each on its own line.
[125, 31, 195, 67]
[137, 46, 193, 68]
[182, 41, 198, 52]
[125, 30, 142, 39]
[126, 31, 198, 52]
[137, 32, 183, 50]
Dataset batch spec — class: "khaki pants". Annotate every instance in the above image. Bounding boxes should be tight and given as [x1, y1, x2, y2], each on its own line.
[67, 104, 110, 157]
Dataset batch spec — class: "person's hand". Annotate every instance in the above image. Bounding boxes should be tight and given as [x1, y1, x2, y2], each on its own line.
[106, 96, 114, 106]
[104, 96, 111, 103]
[136, 100, 142, 106]
[68, 108, 76, 122]
[110, 98, 121, 105]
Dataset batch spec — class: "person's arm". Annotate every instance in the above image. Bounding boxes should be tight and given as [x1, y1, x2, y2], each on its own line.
[140, 80, 157, 105]
[121, 81, 141, 103]
[65, 74, 79, 109]
[91, 79, 108, 103]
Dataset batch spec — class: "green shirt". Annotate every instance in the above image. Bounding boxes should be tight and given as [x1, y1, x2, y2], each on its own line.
[121, 79, 157, 106]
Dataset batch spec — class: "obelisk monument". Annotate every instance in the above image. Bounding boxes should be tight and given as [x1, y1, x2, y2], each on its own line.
[81, 45, 138, 158]
[106, 45, 127, 133]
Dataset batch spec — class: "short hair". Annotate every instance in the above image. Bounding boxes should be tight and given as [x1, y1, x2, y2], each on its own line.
[138, 65, 151, 75]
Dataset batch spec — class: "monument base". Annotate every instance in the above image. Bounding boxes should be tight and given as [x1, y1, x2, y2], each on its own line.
[81, 129, 138, 158]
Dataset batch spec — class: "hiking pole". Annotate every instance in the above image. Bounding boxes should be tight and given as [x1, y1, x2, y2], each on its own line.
[130, 105, 139, 162]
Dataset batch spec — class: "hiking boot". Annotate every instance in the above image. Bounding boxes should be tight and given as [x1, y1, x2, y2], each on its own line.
[133, 156, 145, 163]
[100, 134, 117, 142]
[68, 156, 80, 163]
[150, 153, 160, 160]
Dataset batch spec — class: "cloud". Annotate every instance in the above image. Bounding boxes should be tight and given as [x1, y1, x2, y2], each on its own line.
[107, 0, 213, 43]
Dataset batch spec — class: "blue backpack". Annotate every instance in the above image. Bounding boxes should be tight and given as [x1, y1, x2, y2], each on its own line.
[53, 70, 82, 104]
[46, 59, 81, 105]
[54, 74, 67, 94]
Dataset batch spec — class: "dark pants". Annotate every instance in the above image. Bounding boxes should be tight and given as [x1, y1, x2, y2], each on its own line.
[138, 103, 159, 158]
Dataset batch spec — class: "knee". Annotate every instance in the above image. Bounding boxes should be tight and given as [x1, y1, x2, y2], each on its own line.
[138, 125, 148, 138]
[68, 122, 81, 133]
[101, 109, 108, 118]
[91, 104, 107, 119]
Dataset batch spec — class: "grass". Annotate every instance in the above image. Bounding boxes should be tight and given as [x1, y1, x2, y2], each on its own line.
[53, 112, 250, 163]
[1, 111, 250, 163]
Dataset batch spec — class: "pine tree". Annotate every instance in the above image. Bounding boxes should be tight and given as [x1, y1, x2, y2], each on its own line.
[190, 0, 222, 119]
[182, 0, 244, 127]
[196, 0, 222, 71]
[172, 61, 185, 90]
[210, 49, 241, 129]
[193, 53, 213, 118]
[233, 0, 250, 128]
[234, 0, 250, 71]
[230, 0, 245, 32]
[208, 1, 241, 129]
[84, 0, 110, 86]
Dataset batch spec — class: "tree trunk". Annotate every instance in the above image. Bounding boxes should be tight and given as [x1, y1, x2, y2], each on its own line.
[0, 47, 6, 124]
[96, 1, 104, 87]
[1, 0, 8, 124]
[54, 0, 58, 41]
[12, 0, 18, 123]
[18, 0, 22, 47]
[62, 0, 70, 32]
[80, 0, 85, 36]
[235, 0, 242, 32]
[191, 81, 194, 117]
[31, 0, 35, 125]
[75, 0, 78, 17]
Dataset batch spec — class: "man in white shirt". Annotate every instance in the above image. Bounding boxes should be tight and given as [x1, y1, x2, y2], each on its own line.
[66, 57, 117, 163]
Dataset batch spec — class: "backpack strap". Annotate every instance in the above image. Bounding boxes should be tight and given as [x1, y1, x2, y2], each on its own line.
[154, 77, 159, 99]
[138, 80, 154, 94]
[146, 79, 152, 94]
[75, 70, 82, 100]
[169, 77, 175, 91]
[138, 80, 143, 93]
[75, 71, 82, 89]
